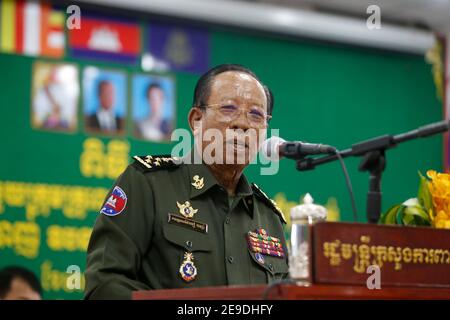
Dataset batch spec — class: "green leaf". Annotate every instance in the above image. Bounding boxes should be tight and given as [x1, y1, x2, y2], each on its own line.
[417, 171, 433, 210]
[396, 206, 408, 225]
[402, 212, 415, 225]
[413, 215, 432, 226]
[379, 204, 402, 224]
[403, 205, 431, 224]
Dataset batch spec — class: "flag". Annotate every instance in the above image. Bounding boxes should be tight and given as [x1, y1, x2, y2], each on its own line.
[147, 22, 209, 74]
[69, 15, 141, 64]
[0, 0, 64, 57]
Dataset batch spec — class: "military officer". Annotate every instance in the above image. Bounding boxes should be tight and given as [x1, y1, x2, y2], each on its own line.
[85, 64, 289, 300]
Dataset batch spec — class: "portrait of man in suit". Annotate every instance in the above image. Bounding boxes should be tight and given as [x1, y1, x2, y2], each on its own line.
[86, 80, 124, 133]
[83, 67, 127, 136]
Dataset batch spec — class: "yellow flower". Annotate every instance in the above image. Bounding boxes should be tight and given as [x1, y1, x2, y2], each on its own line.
[426, 170, 450, 228]
[426, 170, 437, 180]
[432, 209, 450, 229]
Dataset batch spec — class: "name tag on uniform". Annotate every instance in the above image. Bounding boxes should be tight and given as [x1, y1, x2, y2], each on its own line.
[168, 214, 208, 234]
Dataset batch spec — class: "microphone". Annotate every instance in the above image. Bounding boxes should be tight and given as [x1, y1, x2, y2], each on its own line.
[260, 136, 337, 161]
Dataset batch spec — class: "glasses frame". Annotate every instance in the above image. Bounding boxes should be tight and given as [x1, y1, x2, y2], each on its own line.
[196, 104, 272, 127]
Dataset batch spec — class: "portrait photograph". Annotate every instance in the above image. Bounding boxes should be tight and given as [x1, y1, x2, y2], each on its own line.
[83, 66, 127, 136]
[131, 74, 175, 142]
[31, 61, 79, 132]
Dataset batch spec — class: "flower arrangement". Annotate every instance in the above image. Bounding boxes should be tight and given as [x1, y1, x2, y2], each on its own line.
[379, 170, 450, 229]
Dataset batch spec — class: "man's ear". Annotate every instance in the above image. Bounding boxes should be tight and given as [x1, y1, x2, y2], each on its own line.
[188, 107, 203, 131]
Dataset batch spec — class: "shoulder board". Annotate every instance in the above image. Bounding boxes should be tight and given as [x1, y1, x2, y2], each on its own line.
[251, 183, 287, 224]
[132, 155, 181, 172]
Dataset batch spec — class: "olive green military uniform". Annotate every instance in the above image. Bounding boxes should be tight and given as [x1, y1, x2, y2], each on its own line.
[85, 154, 289, 300]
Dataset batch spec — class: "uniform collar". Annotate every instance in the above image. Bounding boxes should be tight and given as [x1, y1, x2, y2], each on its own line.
[183, 151, 254, 210]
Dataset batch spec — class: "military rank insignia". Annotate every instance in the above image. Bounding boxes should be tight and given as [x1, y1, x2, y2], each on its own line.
[168, 201, 208, 234]
[246, 228, 285, 259]
[191, 175, 204, 190]
[132, 155, 181, 172]
[100, 186, 127, 216]
[177, 201, 198, 218]
[179, 252, 197, 282]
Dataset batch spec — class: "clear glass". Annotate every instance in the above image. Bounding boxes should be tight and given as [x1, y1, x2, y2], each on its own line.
[289, 216, 323, 286]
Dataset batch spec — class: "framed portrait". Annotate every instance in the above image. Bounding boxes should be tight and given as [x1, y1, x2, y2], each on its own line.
[31, 61, 79, 132]
[83, 66, 127, 136]
[131, 73, 176, 142]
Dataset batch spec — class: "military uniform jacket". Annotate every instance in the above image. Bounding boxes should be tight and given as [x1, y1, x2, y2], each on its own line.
[85, 155, 289, 299]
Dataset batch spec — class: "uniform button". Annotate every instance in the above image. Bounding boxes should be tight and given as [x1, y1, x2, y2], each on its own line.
[227, 256, 234, 263]
[185, 241, 193, 249]
[247, 198, 253, 205]
[268, 263, 274, 271]
[225, 217, 230, 224]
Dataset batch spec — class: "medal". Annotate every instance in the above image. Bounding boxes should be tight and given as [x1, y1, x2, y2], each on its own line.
[179, 252, 197, 282]
[246, 228, 285, 259]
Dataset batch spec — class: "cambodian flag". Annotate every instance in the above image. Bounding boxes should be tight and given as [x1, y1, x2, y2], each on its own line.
[69, 14, 141, 64]
[100, 186, 127, 216]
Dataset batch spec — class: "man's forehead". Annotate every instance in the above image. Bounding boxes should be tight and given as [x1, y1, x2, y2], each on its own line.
[213, 71, 259, 85]
[210, 71, 266, 101]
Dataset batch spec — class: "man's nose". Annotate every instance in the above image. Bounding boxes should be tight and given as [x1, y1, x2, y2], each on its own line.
[229, 112, 251, 131]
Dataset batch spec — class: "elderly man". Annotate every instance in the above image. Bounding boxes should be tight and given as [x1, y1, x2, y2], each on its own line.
[85, 64, 288, 300]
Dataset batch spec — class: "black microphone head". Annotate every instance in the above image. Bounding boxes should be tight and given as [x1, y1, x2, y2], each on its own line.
[259, 136, 285, 161]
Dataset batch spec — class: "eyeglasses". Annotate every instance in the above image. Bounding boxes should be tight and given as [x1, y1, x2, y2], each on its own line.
[198, 104, 272, 128]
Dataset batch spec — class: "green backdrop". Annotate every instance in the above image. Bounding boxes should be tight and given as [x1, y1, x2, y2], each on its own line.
[0, 12, 442, 300]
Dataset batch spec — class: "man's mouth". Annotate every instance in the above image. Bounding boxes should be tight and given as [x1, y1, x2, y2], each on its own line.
[227, 139, 248, 148]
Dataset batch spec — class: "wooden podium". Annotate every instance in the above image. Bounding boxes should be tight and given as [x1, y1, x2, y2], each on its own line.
[133, 283, 450, 300]
[133, 222, 450, 300]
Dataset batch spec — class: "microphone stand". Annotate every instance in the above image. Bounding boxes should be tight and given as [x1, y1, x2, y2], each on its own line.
[296, 120, 450, 223]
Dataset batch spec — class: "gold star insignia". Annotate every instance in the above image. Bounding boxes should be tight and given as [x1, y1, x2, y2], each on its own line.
[145, 155, 153, 164]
